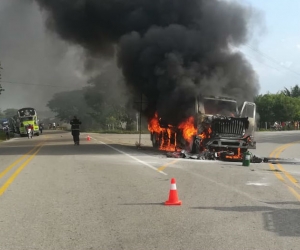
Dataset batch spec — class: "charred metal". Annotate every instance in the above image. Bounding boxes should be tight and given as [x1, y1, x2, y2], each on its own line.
[149, 96, 258, 162]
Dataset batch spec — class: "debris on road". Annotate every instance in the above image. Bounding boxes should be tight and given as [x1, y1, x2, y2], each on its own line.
[166, 149, 269, 163]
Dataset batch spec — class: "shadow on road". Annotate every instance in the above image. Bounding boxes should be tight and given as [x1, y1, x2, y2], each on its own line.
[119, 203, 164, 206]
[191, 204, 300, 237]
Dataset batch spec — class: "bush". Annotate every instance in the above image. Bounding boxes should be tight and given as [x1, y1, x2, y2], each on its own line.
[0, 130, 15, 141]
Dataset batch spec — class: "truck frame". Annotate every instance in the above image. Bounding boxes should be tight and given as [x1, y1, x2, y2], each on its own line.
[150, 96, 256, 159]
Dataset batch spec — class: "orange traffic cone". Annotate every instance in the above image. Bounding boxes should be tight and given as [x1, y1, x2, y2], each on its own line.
[87, 135, 91, 141]
[165, 178, 182, 205]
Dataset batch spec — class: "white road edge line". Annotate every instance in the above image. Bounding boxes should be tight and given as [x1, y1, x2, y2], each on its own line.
[91, 137, 167, 176]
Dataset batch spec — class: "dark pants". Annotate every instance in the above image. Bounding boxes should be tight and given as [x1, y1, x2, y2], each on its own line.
[5, 132, 9, 140]
[72, 130, 80, 144]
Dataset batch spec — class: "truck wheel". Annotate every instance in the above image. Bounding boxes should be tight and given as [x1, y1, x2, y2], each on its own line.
[152, 133, 159, 148]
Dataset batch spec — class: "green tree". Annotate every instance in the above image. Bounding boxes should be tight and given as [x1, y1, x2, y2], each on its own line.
[84, 63, 135, 130]
[255, 94, 276, 123]
[3, 109, 18, 118]
[281, 84, 300, 97]
[0, 109, 5, 119]
[255, 93, 300, 124]
[47, 89, 96, 131]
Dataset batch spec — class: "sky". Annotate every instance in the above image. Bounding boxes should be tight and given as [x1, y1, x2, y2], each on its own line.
[239, 0, 300, 94]
[0, 0, 87, 111]
[0, 0, 299, 111]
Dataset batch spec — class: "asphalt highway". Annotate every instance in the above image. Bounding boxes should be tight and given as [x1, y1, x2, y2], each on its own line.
[0, 130, 300, 250]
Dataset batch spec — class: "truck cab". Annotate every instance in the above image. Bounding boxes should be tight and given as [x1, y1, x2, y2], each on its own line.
[196, 96, 256, 146]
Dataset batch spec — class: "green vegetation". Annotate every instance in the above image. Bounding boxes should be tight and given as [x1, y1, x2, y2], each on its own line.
[46, 64, 146, 133]
[0, 130, 14, 142]
[255, 84, 300, 130]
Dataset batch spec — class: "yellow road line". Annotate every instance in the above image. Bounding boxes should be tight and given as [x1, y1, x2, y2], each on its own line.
[276, 164, 299, 185]
[274, 141, 300, 189]
[0, 144, 43, 196]
[268, 163, 285, 182]
[157, 159, 179, 172]
[0, 142, 43, 178]
[268, 141, 300, 200]
[287, 186, 300, 201]
[269, 143, 291, 158]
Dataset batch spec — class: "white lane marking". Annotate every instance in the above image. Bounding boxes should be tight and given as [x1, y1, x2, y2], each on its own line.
[246, 182, 269, 186]
[91, 137, 167, 175]
[182, 168, 280, 209]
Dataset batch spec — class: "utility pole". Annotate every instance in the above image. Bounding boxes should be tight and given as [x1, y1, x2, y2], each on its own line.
[0, 62, 4, 95]
[136, 112, 139, 132]
[134, 92, 148, 148]
[139, 93, 143, 147]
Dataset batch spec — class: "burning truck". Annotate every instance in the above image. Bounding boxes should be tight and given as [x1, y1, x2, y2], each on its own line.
[148, 96, 256, 161]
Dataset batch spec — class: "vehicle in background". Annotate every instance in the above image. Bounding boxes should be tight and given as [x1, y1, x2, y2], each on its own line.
[0, 118, 9, 128]
[17, 107, 40, 137]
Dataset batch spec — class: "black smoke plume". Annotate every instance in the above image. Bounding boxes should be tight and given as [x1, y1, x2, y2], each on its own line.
[35, 0, 260, 125]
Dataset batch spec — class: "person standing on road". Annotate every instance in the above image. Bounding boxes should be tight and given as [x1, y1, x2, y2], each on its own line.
[39, 123, 43, 134]
[70, 116, 82, 145]
[27, 124, 33, 139]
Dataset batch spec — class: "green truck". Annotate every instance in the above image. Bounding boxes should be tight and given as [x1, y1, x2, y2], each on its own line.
[17, 107, 40, 137]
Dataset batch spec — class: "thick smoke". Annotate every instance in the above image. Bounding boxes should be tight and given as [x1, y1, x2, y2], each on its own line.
[0, 0, 86, 111]
[34, 0, 260, 125]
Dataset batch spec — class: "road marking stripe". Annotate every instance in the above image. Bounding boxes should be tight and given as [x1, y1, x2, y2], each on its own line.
[92, 137, 167, 175]
[269, 143, 290, 158]
[157, 159, 179, 172]
[0, 142, 43, 179]
[268, 163, 285, 182]
[269, 141, 300, 200]
[276, 164, 299, 184]
[287, 186, 300, 201]
[0, 144, 43, 196]
[273, 141, 300, 189]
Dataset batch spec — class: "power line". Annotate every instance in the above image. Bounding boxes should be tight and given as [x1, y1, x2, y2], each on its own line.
[0, 80, 84, 88]
[244, 44, 300, 79]
[245, 53, 282, 72]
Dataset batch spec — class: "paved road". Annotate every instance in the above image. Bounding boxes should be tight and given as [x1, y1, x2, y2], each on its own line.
[0, 130, 300, 250]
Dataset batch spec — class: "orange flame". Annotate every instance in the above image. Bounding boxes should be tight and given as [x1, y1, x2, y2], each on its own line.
[225, 148, 242, 160]
[160, 128, 177, 151]
[148, 112, 177, 151]
[178, 116, 197, 141]
[148, 112, 162, 134]
[199, 127, 212, 139]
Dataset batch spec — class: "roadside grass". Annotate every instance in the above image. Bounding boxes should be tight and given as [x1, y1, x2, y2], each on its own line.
[0, 130, 15, 142]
